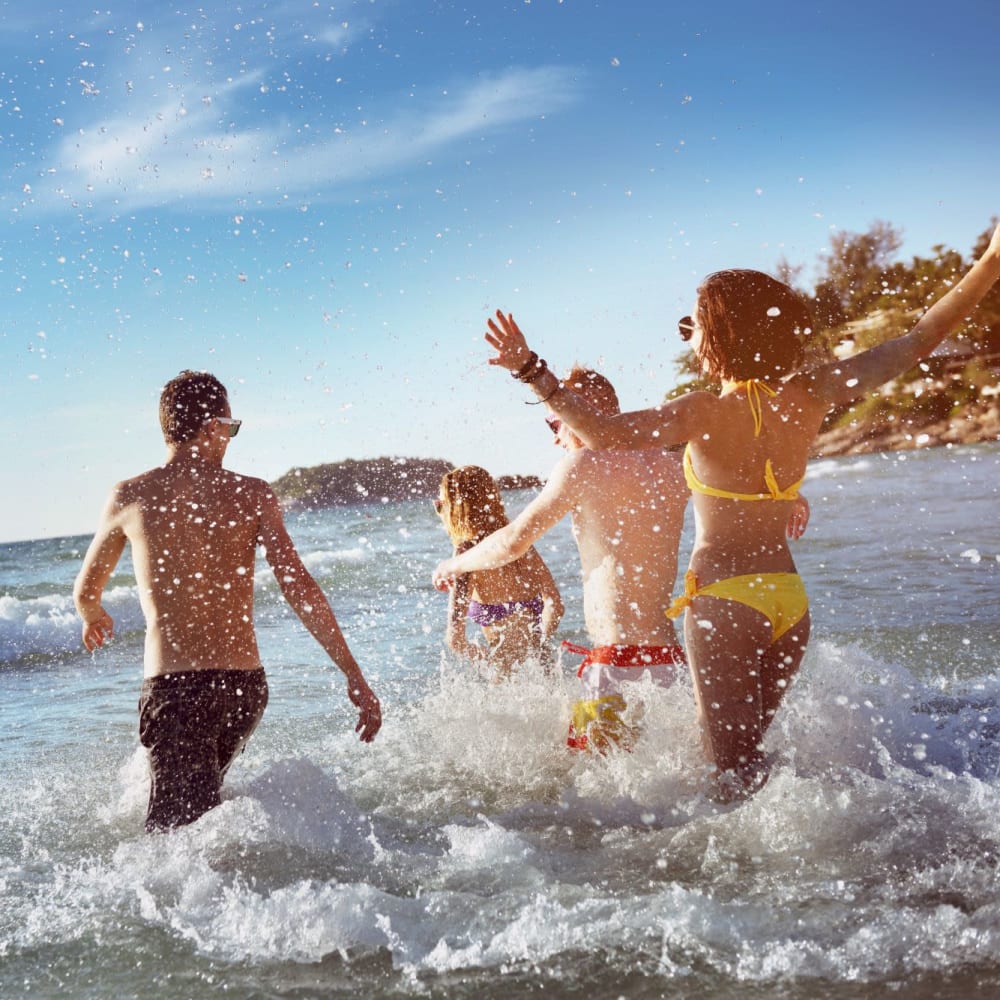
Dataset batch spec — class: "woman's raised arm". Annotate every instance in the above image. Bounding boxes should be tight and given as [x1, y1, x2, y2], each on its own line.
[808, 223, 1000, 409]
[485, 309, 708, 449]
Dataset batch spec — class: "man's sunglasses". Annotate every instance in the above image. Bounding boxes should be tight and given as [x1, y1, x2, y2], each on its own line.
[678, 316, 696, 342]
[214, 417, 242, 438]
[545, 414, 561, 435]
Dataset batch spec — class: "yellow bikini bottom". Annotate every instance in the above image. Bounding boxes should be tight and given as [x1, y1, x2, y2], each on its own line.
[666, 570, 808, 643]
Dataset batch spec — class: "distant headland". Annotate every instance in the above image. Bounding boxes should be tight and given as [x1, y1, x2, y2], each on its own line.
[271, 456, 542, 510]
[271, 390, 1000, 512]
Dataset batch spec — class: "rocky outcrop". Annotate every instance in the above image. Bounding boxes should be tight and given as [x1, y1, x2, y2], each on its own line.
[272, 456, 453, 510]
[271, 456, 542, 510]
[812, 395, 1000, 457]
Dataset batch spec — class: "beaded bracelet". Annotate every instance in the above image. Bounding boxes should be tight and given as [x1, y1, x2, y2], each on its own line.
[520, 359, 549, 384]
[511, 352, 539, 380]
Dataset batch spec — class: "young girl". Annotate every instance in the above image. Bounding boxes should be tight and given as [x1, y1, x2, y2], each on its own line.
[435, 465, 564, 679]
[484, 223, 1000, 794]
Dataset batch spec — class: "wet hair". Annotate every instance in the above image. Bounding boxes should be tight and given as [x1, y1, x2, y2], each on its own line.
[159, 370, 229, 444]
[438, 465, 509, 545]
[695, 269, 813, 381]
[563, 367, 620, 415]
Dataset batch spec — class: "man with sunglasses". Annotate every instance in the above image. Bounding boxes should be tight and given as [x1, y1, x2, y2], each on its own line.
[74, 370, 381, 832]
[433, 367, 690, 753]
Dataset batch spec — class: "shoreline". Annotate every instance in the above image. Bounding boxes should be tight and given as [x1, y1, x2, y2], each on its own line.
[811, 396, 1000, 458]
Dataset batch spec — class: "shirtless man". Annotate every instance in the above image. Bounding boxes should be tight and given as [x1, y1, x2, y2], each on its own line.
[74, 370, 381, 832]
[433, 368, 690, 752]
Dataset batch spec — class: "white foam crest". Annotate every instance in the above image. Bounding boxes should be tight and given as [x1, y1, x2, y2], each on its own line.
[563, 673, 709, 816]
[8, 854, 125, 951]
[95, 818, 453, 966]
[237, 758, 376, 857]
[2, 746, 144, 865]
[301, 547, 368, 570]
[727, 894, 1000, 981]
[83, 748, 152, 831]
[155, 870, 516, 970]
[13, 812, 997, 985]
[8, 628, 1000, 985]
[803, 455, 876, 481]
[352, 660, 576, 816]
[4, 757, 386, 956]
[353, 660, 728, 838]
[0, 585, 142, 664]
[416, 882, 708, 974]
[169, 879, 402, 963]
[409, 840, 1000, 983]
[774, 639, 898, 778]
[104, 751, 379, 859]
[438, 818, 540, 893]
[778, 639, 1000, 782]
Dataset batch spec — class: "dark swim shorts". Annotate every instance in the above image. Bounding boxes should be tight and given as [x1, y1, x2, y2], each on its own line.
[138, 668, 268, 833]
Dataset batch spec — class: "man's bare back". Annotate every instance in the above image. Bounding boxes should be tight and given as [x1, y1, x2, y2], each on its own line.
[100, 460, 274, 675]
[74, 370, 380, 831]
[559, 447, 687, 647]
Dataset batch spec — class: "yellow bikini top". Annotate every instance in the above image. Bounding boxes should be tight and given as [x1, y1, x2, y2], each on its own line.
[683, 380, 803, 502]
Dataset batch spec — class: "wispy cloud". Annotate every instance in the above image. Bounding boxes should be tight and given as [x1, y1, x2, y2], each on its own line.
[29, 63, 580, 214]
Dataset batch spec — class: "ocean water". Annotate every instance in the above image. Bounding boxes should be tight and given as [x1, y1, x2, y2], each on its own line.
[3, 441, 1000, 999]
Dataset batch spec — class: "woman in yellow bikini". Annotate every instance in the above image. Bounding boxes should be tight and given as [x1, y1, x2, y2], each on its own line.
[483, 222, 1000, 796]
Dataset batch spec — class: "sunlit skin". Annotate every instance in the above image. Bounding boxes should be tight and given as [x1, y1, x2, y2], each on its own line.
[433, 470, 563, 679]
[74, 398, 381, 742]
[435, 371, 810, 765]
[482, 223, 1000, 795]
[432, 380, 689, 652]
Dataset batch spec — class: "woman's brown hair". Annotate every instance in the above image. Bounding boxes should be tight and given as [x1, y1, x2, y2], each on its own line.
[695, 269, 813, 381]
[438, 466, 509, 545]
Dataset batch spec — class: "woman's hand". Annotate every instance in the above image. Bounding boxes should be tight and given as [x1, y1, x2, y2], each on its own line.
[432, 559, 458, 591]
[785, 494, 810, 541]
[485, 310, 534, 373]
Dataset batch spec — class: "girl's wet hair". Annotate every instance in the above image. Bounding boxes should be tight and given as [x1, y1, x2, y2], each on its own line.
[439, 465, 509, 544]
[695, 269, 813, 381]
[159, 370, 228, 444]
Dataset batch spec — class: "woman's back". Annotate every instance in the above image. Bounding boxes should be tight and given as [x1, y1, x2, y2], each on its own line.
[436, 465, 563, 677]
[465, 554, 545, 605]
[458, 548, 558, 676]
[684, 379, 826, 574]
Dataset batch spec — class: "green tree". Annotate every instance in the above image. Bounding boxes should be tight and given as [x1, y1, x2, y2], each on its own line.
[875, 244, 964, 313]
[773, 253, 805, 293]
[665, 351, 713, 401]
[813, 220, 903, 325]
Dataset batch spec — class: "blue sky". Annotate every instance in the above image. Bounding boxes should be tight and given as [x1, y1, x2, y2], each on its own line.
[1, 0, 997, 543]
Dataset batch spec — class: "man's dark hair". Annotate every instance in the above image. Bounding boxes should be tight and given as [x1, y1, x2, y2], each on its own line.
[159, 370, 229, 444]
